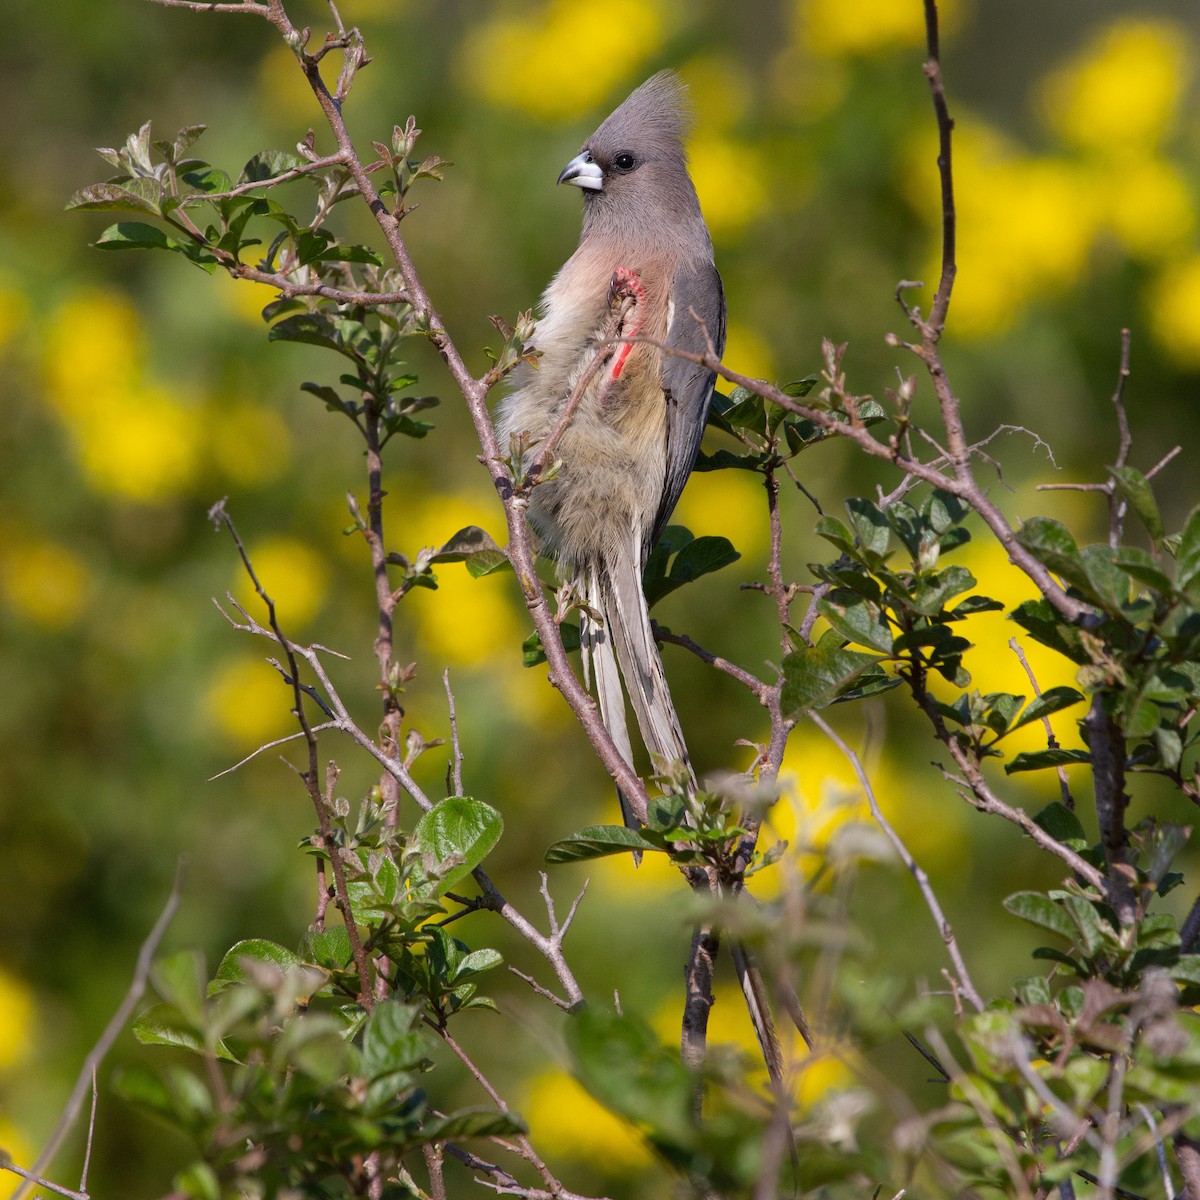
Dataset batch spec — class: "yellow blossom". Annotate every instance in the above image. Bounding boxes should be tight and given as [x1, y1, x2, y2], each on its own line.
[457, 0, 667, 122]
[1097, 155, 1194, 261]
[0, 970, 35, 1072]
[798, 0, 963, 58]
[233, 536, 329, 628]
[209, 402, 293, 486]
[43, 290, 201, 501]
[1149, 255, 1200, 368]
[690, 136, 768, 235]
[1041, 19, 1191, 153]
[520, 1069, 652, 1170]
[673, 466, 769, 562]
[204, 654, 294, 746]
[0, 532, 92, 629]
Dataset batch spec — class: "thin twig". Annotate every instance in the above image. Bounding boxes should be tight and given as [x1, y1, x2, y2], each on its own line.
[809, 712, 984, 1012]
[12, 864, 185, 1200]
[443, 669, 464, 797]
[1008, 637, 1074, 809]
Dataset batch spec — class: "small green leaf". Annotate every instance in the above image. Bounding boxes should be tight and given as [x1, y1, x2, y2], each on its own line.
[846, 497, 891, 558]
[522, 621, 581, 667]
[1005, 748, 1092, 774]
[545, 824, 667, 864]
[780, 643, 881, 716]
[1032, 801, 1088, 850]
[94, 220, 178, 252]
[1109, 465, 1164, 545]
[66, 178, 162, 213]
[1009, 686, 1085, 733]
[816, 589, 893, 653]
[422, 1108, 527, 1141]
[1003, 891, 1075, 940]
[215, 938, 302, 985]
[361, 999, 428, 1079]
[1176, 504, 1200, 589]
[414, 796, 503, 895]
[1015, 518, 1090, 592]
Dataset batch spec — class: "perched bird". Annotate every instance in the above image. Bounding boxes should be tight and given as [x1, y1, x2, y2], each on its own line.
[498, 71, 726, 821]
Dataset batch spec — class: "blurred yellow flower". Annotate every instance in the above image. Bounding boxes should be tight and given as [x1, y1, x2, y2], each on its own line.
[1148, 254, 1200, 367]
[0, 970, 34, 1072]
[204, 654, 293, 746]
[209, 402, 293, 486]
[233, 536, 329, 628]
[721, 318, 776, 384]
[681, 56, 754, 131]
[673, 466, 769, 561]
[798, 0, 963, 57]
[1098, 155, 1194, 261]
[43, 290, 201, 501]
[520, 1068, 652, 1170]
[458, 0, 667, 122]
[690, 136, 768, 235]
[905, 122, 1099, 337]
[0, 532, 92, 629]
[394, 490, 525, 668]
[1041, 19, 1191, 153]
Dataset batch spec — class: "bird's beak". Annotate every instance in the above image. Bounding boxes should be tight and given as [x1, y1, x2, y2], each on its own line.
[557, 151, 604, 191]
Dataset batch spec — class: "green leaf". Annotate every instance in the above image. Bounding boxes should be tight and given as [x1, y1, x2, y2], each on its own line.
[298, 928, 352, 971]
[1009, 686, 1085, 733]
[1010, 599, 1088, 664]
[93, 220, 178, 252]
[1003, 891, 1075, 940]
[949, 594, 1005, 617]
[1109, 465, 1164, 545]
[422, 1108, 527, 1141]
[433, 525, 501, 563]
[816, 589, 893, 653]
[644, 534, 739, 606]
[414, 796, 503, 895]
[1032, 801, 1088, 850]
[845, 497, 891, 558]
[1176, 504, 1200, 590]
[567, 1008, 696, 1147]
[545, 824, 667, 864]
[240, 149, 306, 182]
[1015, 518, 1090, 592]
[66, 178, 162, 213]
[215, 938, 302, 985]
[1005, 748, 1092, 774]
[780, 643, 881, 715]
[152, 950, 207, 1025]
[1080, 544, 1130, 612]
[361, 999, 428, 1079]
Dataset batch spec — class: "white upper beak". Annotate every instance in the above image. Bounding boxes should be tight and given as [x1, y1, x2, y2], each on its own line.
[557, 151, 604, 191]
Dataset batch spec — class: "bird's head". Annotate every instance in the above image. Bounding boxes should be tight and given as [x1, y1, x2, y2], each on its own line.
[558, 71, 703, 234]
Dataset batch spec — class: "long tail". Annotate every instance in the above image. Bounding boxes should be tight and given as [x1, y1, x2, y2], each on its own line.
[582, 546, 787, 1083]
[594, 538, 692, 790]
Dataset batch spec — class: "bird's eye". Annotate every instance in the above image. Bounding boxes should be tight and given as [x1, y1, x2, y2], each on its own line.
[612, 152, 637, 173]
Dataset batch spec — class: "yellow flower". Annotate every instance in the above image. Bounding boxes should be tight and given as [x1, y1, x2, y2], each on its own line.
[233, 536, 329, 629]
[673, 465, 769, 562]
[520, 1069, 652, 1170]
[1149, 255, 1200, 367]
[1041, 19, 1191, 153]
[204, 654, 295, 746]
[689, 136, 769, 236]
[209, 402, 293, 487]
[904, 121, 1099, 337]
[1097, 155, 1194, 261]
[457, 0, 667, 122]
[0, 532, 92, 629]
[797, 0, 963, 58]
[43, 290, 201, 501]
[0, 970, 35, 1073]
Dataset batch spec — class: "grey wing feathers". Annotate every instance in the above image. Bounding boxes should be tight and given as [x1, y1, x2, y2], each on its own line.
[652, 259, 726, 549]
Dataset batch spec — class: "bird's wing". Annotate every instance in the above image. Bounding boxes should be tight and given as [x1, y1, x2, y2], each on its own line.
[652, 259, 726, 549]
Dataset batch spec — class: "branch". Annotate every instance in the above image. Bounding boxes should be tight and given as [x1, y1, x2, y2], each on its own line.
[12, 865, 184, 1200]
[810, 712, 984, 1012]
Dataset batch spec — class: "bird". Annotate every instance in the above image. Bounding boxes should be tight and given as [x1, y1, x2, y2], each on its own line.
[497, 71, 726, 824]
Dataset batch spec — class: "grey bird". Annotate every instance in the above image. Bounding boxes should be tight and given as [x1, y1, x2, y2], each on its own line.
[498, 71, 726, 820]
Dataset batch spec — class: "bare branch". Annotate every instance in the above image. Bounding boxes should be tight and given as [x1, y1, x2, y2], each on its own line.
[12, 865, 184, 1200]
[810, 712, 984, 1012]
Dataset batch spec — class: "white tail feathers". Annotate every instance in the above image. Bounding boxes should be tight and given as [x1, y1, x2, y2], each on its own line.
[581, 540, 694, 829]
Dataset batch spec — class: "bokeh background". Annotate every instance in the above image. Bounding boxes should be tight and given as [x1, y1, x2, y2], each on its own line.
[3, 0, 1200, 1194]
